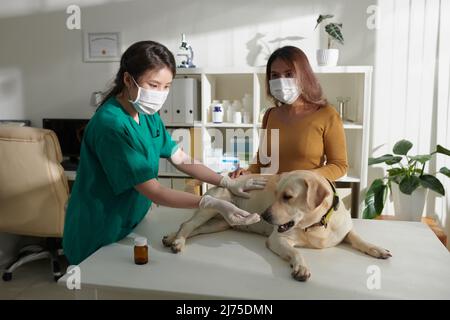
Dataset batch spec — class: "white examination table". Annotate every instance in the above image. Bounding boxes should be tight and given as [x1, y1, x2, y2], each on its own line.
[58, 207, 450, 299]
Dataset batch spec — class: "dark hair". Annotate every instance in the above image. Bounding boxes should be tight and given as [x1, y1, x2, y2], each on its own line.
[99, 40, 176, 107]
[266, 46, 327, 107]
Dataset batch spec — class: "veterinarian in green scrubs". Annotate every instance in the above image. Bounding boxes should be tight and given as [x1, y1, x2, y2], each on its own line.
[63, 41, 266, 265]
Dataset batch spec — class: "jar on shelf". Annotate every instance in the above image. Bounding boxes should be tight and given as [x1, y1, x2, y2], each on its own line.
[212, 105, 224, 123]
[232, 100, 242, 122]
[242, 93, 252, 111]
[222, 100, 231, 122]
[208, 100, 220, 123]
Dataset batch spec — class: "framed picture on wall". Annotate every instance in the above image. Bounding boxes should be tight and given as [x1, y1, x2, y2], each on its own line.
[83, 32, 121, 62]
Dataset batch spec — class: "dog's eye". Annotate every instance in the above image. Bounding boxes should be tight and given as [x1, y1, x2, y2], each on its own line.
[283, 194, 293, 201]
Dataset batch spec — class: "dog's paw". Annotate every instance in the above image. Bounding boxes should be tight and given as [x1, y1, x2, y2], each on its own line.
[162, 233, 177, 247]
[170, 238, 186, 253]
[291, 264, 311, 282]
[366, 246, 392, 259]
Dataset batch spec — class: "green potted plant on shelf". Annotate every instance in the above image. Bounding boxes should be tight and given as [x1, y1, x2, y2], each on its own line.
[363, 139, 450, 221]
[314, 14, 344, 66]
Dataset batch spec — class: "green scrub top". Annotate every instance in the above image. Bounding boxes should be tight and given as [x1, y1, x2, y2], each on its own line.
[62, 96, 178, 265]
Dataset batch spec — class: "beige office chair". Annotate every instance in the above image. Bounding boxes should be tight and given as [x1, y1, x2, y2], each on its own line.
[0, 126, 69, 281]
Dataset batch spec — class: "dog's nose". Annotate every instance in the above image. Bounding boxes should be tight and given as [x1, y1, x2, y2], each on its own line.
[261, 208, 272, 223]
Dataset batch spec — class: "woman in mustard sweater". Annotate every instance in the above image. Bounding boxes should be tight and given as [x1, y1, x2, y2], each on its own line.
[230, 46, 348, 181]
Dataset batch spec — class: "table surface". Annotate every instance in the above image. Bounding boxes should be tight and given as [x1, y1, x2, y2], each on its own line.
[59, 206, 450, 299]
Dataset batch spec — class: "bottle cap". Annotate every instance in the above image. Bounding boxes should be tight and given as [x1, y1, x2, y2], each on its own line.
[134, 237, 147, 246]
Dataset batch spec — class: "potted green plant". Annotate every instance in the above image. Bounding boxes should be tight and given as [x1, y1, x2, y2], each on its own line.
[314, 14, 344, 66]
[363, 140, 450, 221]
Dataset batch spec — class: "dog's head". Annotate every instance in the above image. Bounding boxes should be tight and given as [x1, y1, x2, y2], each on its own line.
[261, 170, 335, 233]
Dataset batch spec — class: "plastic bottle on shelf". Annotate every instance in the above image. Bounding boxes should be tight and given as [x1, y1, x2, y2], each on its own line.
[208, 100, 220, 123]
[243, 111, 251, 124]
[242, 93, 252, 111]
[233, 111, 242, 124]
[212, 104, 224, 123]
[232, 100, 242, 122]
[221, 100, 231, 123]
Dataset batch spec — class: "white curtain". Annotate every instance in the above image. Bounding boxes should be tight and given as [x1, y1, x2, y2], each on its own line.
[370, 0, 450, 248]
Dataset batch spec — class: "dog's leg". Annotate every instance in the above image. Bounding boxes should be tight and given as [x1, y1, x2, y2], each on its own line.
[266, 233, 311, 281]
[343, 229, 392, 259]
[162, 208, 218, 249]
[167, 208, 220, 253]
[189, 217, 231, 237]
[232, 220, 274, 237]
[163, 217, 230, 249]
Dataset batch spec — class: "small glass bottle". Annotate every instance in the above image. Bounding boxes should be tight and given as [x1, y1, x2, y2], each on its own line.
[134, 237, 148, 265]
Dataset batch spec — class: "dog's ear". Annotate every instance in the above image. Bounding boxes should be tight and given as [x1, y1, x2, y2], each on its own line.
[303, 177, 331, 211]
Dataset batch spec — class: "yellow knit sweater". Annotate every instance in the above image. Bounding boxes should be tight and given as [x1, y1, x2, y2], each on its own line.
[248, 104, 348, 181]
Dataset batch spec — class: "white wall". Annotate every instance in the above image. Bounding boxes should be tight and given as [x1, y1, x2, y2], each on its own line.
[0, 0, 376, 265]
[0, 0, 375, 126]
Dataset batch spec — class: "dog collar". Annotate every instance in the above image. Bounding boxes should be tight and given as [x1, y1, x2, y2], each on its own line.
[304, 179, 340, 232]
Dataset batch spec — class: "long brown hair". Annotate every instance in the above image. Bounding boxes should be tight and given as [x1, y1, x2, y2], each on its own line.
[265, 46, 327, 107]
[99, 40, 176, 108]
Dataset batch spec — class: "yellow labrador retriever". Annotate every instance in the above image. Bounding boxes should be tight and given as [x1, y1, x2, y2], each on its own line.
[163, 170, 392, 281]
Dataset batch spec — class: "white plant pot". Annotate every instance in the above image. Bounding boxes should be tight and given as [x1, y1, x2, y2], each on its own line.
[316, 49, 339, 66]
[391, 183, 428, 221]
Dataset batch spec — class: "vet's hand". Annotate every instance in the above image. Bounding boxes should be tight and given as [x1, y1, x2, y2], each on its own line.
[229, 167, 251, 178]
[199, 195, 260, 225]
[219, 175, 267, 199]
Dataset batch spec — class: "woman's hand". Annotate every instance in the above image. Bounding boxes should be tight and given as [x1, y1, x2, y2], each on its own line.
[229, 167, 251, 179]
[219, 175, 267, 198]
[199, 195, 260, 225]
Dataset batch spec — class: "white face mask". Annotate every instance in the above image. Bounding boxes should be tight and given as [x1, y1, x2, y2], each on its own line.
[269, 78, 301, 105]
[128, 77, 169, 115]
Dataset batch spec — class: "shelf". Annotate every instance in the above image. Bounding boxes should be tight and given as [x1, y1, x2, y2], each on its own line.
[178, 66, 373, 75]
[312, 66, 373, 74]
[158, 172, 189, 178]
[256, 122, 363, 130]
[343, 122, 363, 129]
[165, 123, 193, 128]
[164, 122, 201, 128]
[205, 122, 253, 128]
[336, 175, 361, 183]
[169, 66, 372, 218]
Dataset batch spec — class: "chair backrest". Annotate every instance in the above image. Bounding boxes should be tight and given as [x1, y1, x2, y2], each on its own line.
[0, 126, 69, 237]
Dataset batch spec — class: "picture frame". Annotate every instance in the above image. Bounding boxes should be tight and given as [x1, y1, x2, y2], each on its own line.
[83, 32, 121, 62]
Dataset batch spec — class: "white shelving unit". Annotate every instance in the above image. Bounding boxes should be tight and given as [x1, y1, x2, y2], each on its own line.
[160, 66, 372, 218]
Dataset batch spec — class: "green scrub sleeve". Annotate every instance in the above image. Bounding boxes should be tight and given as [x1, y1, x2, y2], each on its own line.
[96, 130, 157, 195]
[159, 120, 179, 159]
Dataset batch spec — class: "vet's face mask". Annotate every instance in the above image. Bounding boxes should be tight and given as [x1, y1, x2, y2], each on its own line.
[269, 78, 301, 105]
[128, 77, 169, 115]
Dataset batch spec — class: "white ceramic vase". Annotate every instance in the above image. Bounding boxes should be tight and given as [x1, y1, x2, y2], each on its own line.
[391, 183, 428, 221]
[316, 49, 339, 66]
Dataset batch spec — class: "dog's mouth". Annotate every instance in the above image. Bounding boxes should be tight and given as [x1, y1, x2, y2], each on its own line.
[277, 220, 295, 233]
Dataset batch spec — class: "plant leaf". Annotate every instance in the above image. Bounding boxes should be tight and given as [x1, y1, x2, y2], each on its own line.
[315, 14, 334, 29]
[387, 168, 405, 176]
[419, 174, 445, 196]
[363, 179, 386, 219]
[385, 156, 403, 165]
[325, 23, 344, 45]
[393, 139, 413, 155]
[375, 184, 388, 214]
[399, 176, 421, 195]
[439, 167, 450, 178]
[436, 145, 450, 157]
[387, 168, 407, 184]
[369, 154, 395, 165]
[409, 154, 432, 164]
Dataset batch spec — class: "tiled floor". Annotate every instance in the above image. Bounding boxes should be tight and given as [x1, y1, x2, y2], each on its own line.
[0, 259, 76, 300]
